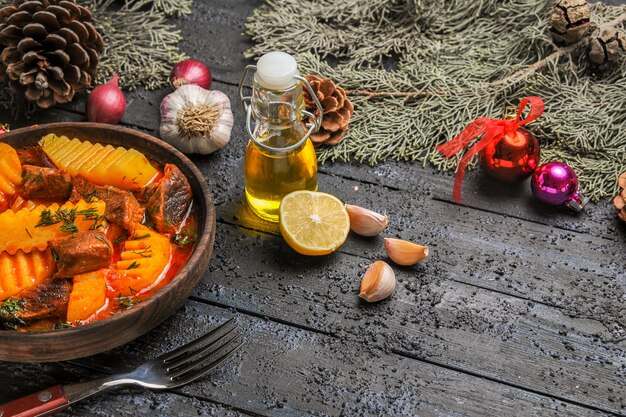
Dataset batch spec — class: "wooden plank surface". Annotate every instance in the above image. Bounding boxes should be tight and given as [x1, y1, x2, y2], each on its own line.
[0, 302, 610, 416]
[1, 0, 625, 416]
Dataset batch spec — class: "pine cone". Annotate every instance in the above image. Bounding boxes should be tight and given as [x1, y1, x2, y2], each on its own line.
[549, 0, 591, 45]
[589, 28, 626, 66]
[303, 74, 353, 146]
[613, 172, 626, 222]
[0, 0, 104, 108]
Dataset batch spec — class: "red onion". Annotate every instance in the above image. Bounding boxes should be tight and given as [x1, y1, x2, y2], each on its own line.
[170, 59, 212, 90]
[87, 73, 126, 124]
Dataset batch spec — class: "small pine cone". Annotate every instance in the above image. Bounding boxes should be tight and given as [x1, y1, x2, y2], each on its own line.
[549, 0, 591, 45]
[589, 28, 626, 66]
[0, 0, 104, 108]
[614, 172, 626, 222]
[303, 74, 354, 146]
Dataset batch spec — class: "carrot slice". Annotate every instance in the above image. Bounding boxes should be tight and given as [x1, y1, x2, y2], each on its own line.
[0, 142, 21, 196]
[0, 249, 56, 301]
[67, 269, 108, 323]
[0, 199, 106, 255]
[108, 224, 171, 296]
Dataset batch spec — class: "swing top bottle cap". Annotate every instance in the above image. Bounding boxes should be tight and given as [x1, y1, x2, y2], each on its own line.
[256, 51, 298, 90]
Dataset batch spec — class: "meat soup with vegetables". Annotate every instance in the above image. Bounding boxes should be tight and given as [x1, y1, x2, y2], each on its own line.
[0, 134, 198, 331]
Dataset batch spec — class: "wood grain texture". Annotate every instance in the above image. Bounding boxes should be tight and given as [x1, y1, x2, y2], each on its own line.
[1, 0, 625, 415]
[7, 301, 606, 417]
[0, 123, 216, 362]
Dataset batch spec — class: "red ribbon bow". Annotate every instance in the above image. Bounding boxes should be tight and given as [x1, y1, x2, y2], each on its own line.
[435, 96, 544, 203]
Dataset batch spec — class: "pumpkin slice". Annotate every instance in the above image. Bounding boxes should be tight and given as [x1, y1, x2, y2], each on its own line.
[0, 249, 56, 301]
[39, 134, 158, 190]
[67, 269, 108, 323]
[0, 143, 22, 211]
[108, 224, 171, 296]
[0, 199, 106, 255]
[10, 196, 39, 212]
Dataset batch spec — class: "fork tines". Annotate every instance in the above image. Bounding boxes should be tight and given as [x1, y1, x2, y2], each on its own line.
[162, 319, 245, 385]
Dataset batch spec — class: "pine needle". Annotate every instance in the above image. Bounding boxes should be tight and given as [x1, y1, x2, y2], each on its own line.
[245, 0, 626, 201]
[85, 0, 189, 89]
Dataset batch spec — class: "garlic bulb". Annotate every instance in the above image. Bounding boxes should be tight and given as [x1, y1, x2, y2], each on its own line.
[345, 204, 388, 236]
[384, 238, 429, 266]
[359, 260, 396, 302]
[160, 84, 234, 154]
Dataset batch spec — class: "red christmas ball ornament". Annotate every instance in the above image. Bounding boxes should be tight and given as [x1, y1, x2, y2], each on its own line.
[436, 96, 545, 203]
[478, 125, 540, 181]
[0, 124, 8, 135]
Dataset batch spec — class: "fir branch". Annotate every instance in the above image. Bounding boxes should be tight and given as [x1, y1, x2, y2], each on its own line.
[86, 0, 188, 90]
[347, 10, 626, 100]
[246, 0, 626, 201]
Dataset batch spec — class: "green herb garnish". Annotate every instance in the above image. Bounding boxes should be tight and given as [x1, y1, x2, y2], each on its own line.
[131, 233, 151, 240]
[131, 246, 152, 258]
[35, 209, 60, 228]
[82, 190, 98, 203]
[126, 261, 141, 270]
[173, 228, 197, 246]
[116, 296, 140, 310]
[0, 298, 26, 329]
[1, 298, 24, 314]
[94, 234, 110, 247]
[113, 234, 128, 245]
[60, 223, 79, 233]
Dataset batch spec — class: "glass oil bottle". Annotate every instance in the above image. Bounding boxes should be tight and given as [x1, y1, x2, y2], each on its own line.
[238, 52, 323, 222]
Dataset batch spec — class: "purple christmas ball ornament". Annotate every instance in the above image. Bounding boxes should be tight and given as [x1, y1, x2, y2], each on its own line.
[531, 161, 589, 212]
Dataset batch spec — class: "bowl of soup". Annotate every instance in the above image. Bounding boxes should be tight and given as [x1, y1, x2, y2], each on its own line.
[0, 122, 215, 362]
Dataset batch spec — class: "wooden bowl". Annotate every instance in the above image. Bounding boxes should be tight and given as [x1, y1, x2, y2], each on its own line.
[0, 123, 215, 362]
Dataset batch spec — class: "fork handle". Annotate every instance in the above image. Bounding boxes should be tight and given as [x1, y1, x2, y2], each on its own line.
[0, 385, 69, 417]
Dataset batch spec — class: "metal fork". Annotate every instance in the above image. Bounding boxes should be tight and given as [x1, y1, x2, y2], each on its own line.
[0, 319, 244, 417]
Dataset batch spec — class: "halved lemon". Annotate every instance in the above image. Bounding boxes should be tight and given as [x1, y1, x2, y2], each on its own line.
[279, 190, 350, 256]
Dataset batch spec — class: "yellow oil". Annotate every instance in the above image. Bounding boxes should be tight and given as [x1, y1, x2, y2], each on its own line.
[244, 133, 318, 222]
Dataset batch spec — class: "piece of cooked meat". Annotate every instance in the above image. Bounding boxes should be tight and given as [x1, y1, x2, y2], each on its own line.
[21, 165, 72, 200]
[17, 147, 55, 168]
[71, 175, 145, 232]
[50, 230, 113, 277]
[143, 164, 192, 234]
[0, 279, 72, 326]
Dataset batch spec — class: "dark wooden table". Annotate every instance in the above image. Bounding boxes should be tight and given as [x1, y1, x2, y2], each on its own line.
[1, 1, 625, 416]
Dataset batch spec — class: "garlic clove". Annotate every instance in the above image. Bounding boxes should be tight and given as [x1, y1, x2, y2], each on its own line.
[345, 204, 388, 236]
[359, 260, 396, 302]
[384, 238, 429, 266]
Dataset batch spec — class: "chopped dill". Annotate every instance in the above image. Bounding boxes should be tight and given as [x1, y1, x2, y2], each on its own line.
[126, 261, 141, 270]
[113, 234, 128, 245]
[116, 296, 140, 310]
[131, 233, 151, 240]
[173, 228, 196, 246]
[1, 298, 24, 314]
[94, 234, 110, 247]
[82, 190, 98, 203]
[131, 246, 152, 258]
[35, 209, 60, 227]
[53, 321, 73, 330]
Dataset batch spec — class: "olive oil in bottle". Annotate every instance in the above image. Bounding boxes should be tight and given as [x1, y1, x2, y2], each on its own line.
[240, 52, 322, 222]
